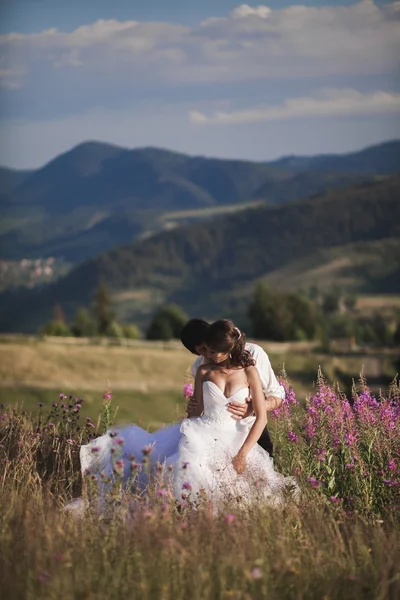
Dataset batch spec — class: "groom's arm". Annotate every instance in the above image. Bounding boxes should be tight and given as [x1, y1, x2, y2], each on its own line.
[186, 355, 204, 417]
[253, 345, 285, 409]
[228, 345, 285, 419]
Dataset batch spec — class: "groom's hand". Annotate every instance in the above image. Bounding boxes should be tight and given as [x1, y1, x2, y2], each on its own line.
[186, 396, 199, 418]
[227, 398, 254, 420]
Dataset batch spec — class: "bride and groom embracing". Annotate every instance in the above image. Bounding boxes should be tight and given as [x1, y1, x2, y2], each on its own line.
[80, 318, 297, 509]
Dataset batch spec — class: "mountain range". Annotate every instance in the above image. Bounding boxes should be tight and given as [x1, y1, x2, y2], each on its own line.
[1, 174, 399, 333]
[1, 140, 399, 263]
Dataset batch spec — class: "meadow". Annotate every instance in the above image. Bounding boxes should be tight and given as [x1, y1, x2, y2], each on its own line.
[0, 336, 396, 427]
[0, 337, 399, 599]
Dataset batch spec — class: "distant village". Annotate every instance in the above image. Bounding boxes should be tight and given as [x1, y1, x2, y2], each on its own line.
[0, 257, 69, 290]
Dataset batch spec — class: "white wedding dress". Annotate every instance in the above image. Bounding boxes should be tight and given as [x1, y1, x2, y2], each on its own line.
[79, 381, 297, 509]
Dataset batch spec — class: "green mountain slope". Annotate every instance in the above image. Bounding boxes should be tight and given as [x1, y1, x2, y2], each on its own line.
[0, 167, 34, 196]
[269, 140, 400, 174]
[1, 176, 399, 332]
[1, 141, 398, 263]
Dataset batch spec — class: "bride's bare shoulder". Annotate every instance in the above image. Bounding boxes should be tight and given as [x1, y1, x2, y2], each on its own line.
[244, 365, 259, 379]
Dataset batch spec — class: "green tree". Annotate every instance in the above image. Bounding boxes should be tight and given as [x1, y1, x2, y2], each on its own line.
[248, 283, 293, 341]
[308, 284, 320, 301]
[43, 320, 70, 337]
[393, 321, 400, 346]
[146, 304, 188, 341]
[322, 287, 342, 315]
[71, 308, 98, 337]
[286, 292, 319, 340]
[344, 294, 357, 312]
[91, 282, 114, 335]
[106, 320, 124, 338]
[327, 314, 355, 339]
[122, 324, 141, 339]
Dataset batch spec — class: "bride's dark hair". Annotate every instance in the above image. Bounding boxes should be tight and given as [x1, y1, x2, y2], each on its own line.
[205, 319, 255, 369]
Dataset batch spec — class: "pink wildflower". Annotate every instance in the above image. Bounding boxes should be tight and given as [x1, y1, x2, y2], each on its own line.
[250, 567, 262, 580]
[184, 383, 194, 398]
[307, 477, 321, 489]
[225, 513, 235, 524]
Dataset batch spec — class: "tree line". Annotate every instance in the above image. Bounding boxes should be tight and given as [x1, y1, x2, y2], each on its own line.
[248, 283, 400, 348]
[43, 281, 399, 349]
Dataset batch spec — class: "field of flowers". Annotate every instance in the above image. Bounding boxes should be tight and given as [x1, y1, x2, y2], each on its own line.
[0, 369, 399, 600]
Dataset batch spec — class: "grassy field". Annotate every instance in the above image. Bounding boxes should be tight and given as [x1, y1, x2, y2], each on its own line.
[1, 355, 399, 600]
[257, 238, 400, 294]
[0, 336, 397, 429]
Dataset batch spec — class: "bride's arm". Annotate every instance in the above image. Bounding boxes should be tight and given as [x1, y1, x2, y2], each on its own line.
[232, 366, 267, 473]
[189, 366, 206, 418]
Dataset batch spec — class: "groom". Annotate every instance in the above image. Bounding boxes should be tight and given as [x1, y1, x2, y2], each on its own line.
[180, 319, 285, 457]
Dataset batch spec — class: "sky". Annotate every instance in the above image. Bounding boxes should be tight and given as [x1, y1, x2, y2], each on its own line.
[0, 0, 399, 169]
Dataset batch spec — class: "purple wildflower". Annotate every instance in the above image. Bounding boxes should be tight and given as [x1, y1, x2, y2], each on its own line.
[330, 496, 341, 504]
[308, 477, 321, 489]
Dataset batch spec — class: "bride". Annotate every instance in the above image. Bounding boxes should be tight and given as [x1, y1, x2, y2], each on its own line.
[79, 319, 297, 509]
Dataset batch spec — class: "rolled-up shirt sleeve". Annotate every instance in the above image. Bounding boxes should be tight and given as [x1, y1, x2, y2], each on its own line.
[252, 346, 285, 400]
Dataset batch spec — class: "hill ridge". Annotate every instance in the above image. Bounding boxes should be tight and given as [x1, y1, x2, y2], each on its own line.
[1, 175, 399, 333]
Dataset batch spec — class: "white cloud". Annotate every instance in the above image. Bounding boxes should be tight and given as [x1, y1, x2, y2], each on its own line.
[0, 2, 399, 90]
[231, 4, 272, 19]
[189, 89, 400, 125]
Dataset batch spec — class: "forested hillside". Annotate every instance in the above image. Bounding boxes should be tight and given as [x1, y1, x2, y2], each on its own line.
[1, 140, 398, 262]
[1, 176, 399, 332]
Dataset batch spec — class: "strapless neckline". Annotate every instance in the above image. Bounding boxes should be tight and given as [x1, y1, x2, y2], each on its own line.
[203, 380, 249, 401]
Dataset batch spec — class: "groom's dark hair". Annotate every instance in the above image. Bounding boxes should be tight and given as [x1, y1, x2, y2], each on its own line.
[180, 319, 210, 355]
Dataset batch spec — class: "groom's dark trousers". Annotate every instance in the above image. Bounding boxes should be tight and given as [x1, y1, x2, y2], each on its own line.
[257, 426, 274, 457]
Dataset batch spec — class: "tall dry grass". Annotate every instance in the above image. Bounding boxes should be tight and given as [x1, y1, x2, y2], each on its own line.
[0, 371, 399, 599]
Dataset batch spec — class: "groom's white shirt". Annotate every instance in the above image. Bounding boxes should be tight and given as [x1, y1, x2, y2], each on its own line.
[191, 342, 285, 400]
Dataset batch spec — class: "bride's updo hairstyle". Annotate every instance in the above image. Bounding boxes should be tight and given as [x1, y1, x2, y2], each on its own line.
[205, 319, 255, 369]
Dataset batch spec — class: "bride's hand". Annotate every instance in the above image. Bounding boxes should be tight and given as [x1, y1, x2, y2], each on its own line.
[232, 453, 246, 474]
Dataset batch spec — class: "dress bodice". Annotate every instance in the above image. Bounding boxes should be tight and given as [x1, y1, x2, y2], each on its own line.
[202, 380, 249, 427]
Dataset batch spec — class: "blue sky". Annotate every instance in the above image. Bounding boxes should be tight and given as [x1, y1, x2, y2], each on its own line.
[1, 1, 393, 33]
[0, 1, 399, 168]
